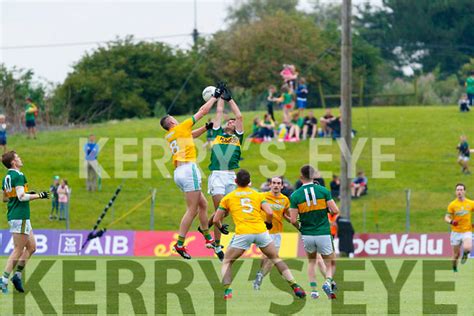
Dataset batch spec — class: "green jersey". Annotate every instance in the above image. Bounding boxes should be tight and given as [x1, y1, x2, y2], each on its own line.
[208, 127, 244, 171]
[25, 104, 36, 121]
[290, 183, 332, 236]
[2, 169, 30, 221]
[466, 77, 474, 94]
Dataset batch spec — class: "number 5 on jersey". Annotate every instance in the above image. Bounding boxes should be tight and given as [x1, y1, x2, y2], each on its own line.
[240, 198, 253, 213]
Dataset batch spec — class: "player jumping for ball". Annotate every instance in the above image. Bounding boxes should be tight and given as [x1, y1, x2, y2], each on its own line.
[214, 169, 306, 300]
[290, 165, 340, 300]
[193, 84, 244, 261]
[445, 183, 474, 272]
[160, 84, 224, 259]
[1, 151, 49, 294]
[253, 176, 293, 290]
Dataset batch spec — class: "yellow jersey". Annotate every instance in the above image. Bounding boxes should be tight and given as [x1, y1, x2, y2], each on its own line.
[447, 198, 474, 233]
[218, 187, 268, 234]
[261, 192, 289, 234]
[164, 117, 197, 167]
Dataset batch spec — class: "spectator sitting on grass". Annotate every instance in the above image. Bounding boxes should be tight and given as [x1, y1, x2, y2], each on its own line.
[259, 113, 275, 142]
[457, 135, 471, 174]
[302, 111, 318, 140]
[249, 117, 263, 142]
[319, 109, 334, 137]
[330, 175, 340, 200]
[351, 171, 368, 198]
[285, 112, 304, 142]
[459, 94, 471, 112]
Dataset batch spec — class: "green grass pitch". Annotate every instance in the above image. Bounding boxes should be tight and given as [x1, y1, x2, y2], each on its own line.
[0, 257, 472, 315]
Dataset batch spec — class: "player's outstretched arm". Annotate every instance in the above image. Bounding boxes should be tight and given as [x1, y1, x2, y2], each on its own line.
[16, 186, 49, 202]
[213, 97, 225, 128]
[192, 121, 214, 139]
[221, 86, 243, 133]
[261, 202, 273, 228]
[327, 200, 340, 216]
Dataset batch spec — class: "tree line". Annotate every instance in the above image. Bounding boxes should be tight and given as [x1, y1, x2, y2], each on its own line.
[1, 0, 473, 125]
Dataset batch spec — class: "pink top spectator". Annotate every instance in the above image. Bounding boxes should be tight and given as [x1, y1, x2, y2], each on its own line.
[57, 185, 69, 203]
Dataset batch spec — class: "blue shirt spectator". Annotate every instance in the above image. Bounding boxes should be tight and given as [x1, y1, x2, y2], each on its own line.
[84, 135, 99, 161]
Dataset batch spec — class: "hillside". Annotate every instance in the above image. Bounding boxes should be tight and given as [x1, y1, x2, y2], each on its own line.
[1, 105, 472, 233]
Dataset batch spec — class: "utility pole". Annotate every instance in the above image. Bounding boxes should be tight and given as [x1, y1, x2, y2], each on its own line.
[340, 0, 352, 219]
[192, 0, 199, 47]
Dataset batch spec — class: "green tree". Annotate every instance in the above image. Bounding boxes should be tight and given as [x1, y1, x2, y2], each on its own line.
[53, 37, 212, 122]
[356, 0, 474, 75]
[227, 0, 298, 25]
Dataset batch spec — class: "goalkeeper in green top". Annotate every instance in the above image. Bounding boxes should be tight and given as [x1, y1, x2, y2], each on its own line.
[290, 165, 340, 300]
[1, 151, 49, 294]
[194, 84, 244, 261]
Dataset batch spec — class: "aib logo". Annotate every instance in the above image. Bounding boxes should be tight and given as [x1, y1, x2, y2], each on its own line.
[58, 234, 83, 255]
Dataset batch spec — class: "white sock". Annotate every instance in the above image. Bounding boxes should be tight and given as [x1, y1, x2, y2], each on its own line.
[1, 276, 8, 284]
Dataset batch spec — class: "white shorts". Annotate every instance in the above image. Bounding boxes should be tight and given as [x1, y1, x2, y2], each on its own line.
[174, 163, 202, 192]
[450, 231, 472, 246]
[458, 156, 469, 162]
[301, 235, 334, 256]
[8, 219, 33, 235]
[208, 170, 236, 196]
[270, 233, 282, 251]
[229, 232, 273, 250]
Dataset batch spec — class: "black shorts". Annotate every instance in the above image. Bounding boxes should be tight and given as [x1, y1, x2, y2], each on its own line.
[26, 120, 36, 128]
[0, 138, 6, 145]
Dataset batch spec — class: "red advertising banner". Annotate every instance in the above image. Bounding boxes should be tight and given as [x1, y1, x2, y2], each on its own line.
[134, 232, 454, 258]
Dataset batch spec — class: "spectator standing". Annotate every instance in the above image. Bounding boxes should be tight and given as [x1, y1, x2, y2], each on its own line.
[330, 175, 340, 200]
[266, 85, 278, 121]
[57, 179, 69, 221]
[49, 176, 60, 220]
[458, 94, 471, 112]
[351, 171, 368, 198]
[24, 97, 38, 139]
[466, 72, 474, 106]
[276, 85, 294, 122]
[280, 64, 298, 90]
[84, 134, 100, 191]
[0, 115, 7, 153]
[457, 135, 471, 174]
[296, 77, 309, 116]
[302, 111, 318, 140]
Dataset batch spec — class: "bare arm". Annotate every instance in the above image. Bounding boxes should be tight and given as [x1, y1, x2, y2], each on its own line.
[327, 199, 340, 216]
[261, 202, 273, 224]
[213, 208, 227, 229]
[228, 99, 243, 133]
[192, 125, 208, 139]
[16, 186, 40, 202]
[193, 97, 217, 122]
[3, 191, 8, 203]
[213, 98, 225, 128]
[289, 208, 300, 229]
[283, 208, 291, 223]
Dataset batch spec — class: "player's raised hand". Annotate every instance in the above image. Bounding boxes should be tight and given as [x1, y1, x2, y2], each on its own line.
[213, 82, 225, 98]
[205, 121, 214, 130]
[221, 86, 233, 101]
[450, 220, 458, 226]
[38, 191, 49, 199]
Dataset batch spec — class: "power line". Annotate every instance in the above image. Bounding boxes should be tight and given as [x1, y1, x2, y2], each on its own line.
[0, 33, 210, 50]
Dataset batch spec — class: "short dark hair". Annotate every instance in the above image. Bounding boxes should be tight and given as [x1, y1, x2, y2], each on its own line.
[160, 115, 171, 130]
[2, 151, 16, 169]
[300, 165, 315, 181]
[236, 169, 251, 187]
[455, 183, 466, 190]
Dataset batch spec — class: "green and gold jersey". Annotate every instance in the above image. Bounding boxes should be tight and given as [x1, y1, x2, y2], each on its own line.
[2, 169, 30, 221]
[208, 127, 244, 171]
[290, 183, 332, 236]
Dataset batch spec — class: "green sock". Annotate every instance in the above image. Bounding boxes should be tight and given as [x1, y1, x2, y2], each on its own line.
[224, 284, 232, 294]
[177, 235, 185, 247]
[16, 265, 24, 273]
[310, 282, 317, 291]
[215, 239, 220, 247]
[201, 229, 213, 241]
[326, 277, 333, 284]
[3, 271, 10, 279]
[287, 279, 298, 288]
